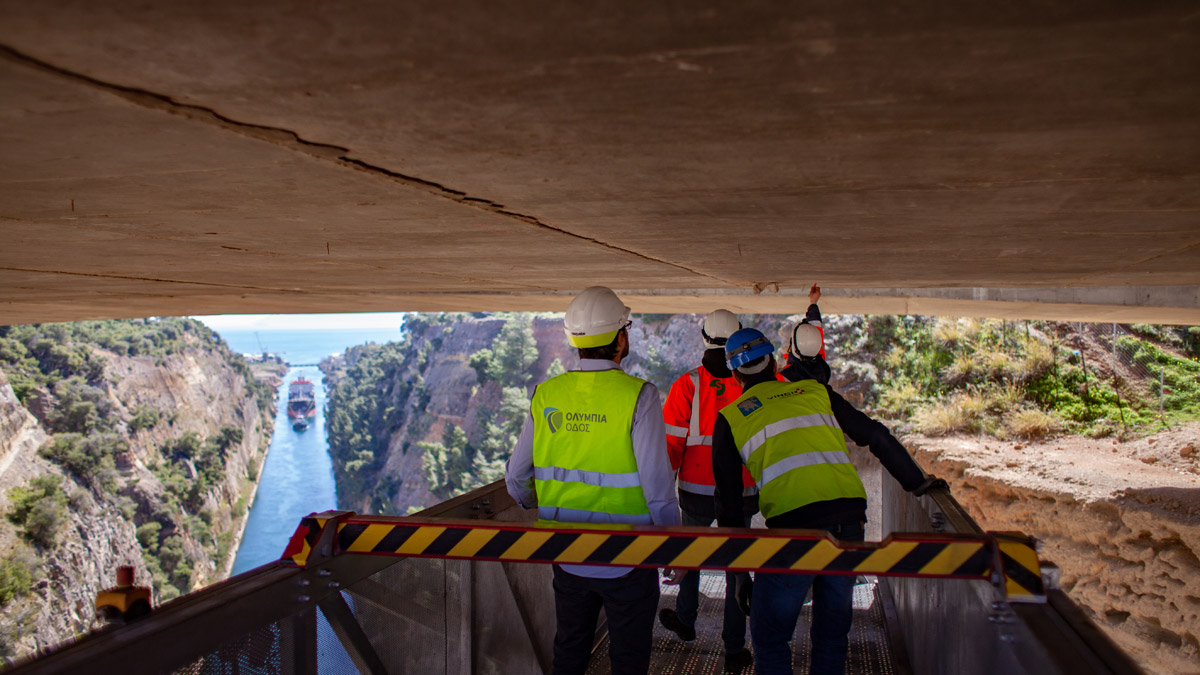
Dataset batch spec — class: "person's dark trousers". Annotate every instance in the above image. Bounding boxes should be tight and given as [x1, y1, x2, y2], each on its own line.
[749, 521, 865, 675]
[551, 565, 659, 675]
[675, 509, 749, 652]
[674, 492, 757, 653]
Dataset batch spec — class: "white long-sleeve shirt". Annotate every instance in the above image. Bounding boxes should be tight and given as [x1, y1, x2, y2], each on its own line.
[505, 358, 681, 578]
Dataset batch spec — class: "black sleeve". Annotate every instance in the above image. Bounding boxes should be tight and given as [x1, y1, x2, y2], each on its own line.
[805, 303, 823, 324]
[712, 414, 747, 528]
[826, 385, 926, 491]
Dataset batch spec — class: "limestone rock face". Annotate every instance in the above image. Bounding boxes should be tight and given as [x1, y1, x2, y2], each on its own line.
[0, 371, 47, 480]
[0, 327, 275, 657]
[910, 428, 1200, 674]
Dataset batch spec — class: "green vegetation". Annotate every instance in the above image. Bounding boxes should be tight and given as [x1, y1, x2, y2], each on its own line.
[326, 313, 545, 508]
[0, 547, 37, 608]
[38, 433, 123, 490]
[468, 315, 539, 387]
[424, 316, 539, 496]
[151, 427, 243, 514]
[420, 384, 529, 495]
[326, 341, 410, 505]
[7, 476, 69, 548]
[860, 317, 1200, 439]
[128, 405, 162, 432]
[0, 318, 216, 403]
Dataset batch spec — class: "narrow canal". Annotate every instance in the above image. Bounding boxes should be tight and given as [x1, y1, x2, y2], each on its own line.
[231, 364, 335, 574]
[213, 327, 401, 573]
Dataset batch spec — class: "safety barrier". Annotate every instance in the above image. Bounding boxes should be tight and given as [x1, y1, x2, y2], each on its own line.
[5, 478, 1141, 675]
[281, 511, 1047, 601]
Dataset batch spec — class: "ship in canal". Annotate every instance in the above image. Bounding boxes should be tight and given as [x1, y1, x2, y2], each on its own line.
[287, 378, 316, 419]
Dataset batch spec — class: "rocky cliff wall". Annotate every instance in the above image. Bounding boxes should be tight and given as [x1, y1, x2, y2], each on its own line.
[0, 320, 275, 657]
[910, 427, 1200, 673]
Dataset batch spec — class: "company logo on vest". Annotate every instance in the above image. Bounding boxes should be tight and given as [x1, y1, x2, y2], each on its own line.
[544, 407, 608, 433]
[737, 396, 762, 416]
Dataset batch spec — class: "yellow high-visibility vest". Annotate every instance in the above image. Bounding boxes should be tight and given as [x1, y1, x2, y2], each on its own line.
[532, 370, 648, 523]
[719, 379, 865, 519]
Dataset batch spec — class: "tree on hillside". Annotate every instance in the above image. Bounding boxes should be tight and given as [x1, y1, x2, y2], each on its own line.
[469, 314, 539, 387]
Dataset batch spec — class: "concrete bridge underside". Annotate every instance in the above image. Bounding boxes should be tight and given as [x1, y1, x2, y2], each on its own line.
[0, 1, 1197, 325]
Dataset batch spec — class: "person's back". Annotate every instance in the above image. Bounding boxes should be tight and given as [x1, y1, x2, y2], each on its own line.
[659, 310, 756, 673]
[505, 286, 679, 675]
[531, 367, 648, 527]
[712, 328, 940, 675]
[780, 284, 832, 385]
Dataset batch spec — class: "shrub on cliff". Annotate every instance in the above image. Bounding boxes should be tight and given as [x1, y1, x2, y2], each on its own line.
[469, 314, 539, 387]
[38, 433, 122, 490]
[128, 405, 162, 433]
[6, 476, 68, 548]
[0, 547, 36, 608]
[419, 425, 473, 495]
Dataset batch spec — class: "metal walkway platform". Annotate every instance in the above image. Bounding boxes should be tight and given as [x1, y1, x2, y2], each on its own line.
[6, 479, 1144, 675]
[585, 574, 905, 675]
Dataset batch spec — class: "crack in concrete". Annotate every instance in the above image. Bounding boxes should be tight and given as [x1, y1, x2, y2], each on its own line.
[0, 266, 308, 294]
[0, 44, 733, 288]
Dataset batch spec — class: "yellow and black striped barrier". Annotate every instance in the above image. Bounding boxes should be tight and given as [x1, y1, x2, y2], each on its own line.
[281, 512, 1045, 602]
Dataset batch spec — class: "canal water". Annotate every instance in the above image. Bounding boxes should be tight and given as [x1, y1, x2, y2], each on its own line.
[230, 363, 334, 574]
[214, 327, 401, 573]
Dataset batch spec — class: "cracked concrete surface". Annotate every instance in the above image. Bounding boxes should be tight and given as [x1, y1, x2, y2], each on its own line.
[0, 1, 1197, 323]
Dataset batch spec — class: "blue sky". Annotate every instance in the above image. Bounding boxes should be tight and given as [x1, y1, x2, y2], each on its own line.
[192, 312, 407, 331]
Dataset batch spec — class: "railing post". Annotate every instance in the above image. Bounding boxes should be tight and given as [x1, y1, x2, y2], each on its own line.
[282, 606, 317, 675]
[446, 559, 474, 674]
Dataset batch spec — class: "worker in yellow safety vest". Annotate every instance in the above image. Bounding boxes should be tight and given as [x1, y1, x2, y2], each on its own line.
[711, 328, 943, 675]
[505, 286, 680, 675]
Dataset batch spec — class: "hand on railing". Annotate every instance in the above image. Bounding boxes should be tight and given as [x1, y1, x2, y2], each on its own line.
[913, 476, 950, 496]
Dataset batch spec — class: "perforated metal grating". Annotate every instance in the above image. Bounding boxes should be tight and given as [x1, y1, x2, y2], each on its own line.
[168, 591, 377, 675]
[170, 619, 293, 675]
[586, 574, 900, 675]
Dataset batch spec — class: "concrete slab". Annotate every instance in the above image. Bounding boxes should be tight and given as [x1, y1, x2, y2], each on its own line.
[0, 2, 1196, 323]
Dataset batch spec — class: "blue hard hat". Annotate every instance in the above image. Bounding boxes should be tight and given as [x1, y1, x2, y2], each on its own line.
[725, 328, 774, 370]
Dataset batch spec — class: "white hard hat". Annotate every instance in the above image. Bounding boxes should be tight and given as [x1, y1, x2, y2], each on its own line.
[564, 286, 631, 348]
[702, 309, 741, 349]
[791, 323, 823, 358]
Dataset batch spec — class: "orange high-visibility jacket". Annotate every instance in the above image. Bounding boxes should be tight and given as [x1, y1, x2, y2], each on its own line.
[663, 367, 757, 496]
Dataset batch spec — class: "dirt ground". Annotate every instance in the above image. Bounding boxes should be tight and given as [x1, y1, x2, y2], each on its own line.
[904, 422, 1200, 674]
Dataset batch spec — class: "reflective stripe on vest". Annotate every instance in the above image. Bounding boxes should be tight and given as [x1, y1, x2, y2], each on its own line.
[736, 413, 842, 463]
[665, 424, 688, 438]
[678, 480, 760, 497]
[719, 380, 865, 519]
[688, 370, 702, 439]
[664, 367, 755, 493]
[534, 465, 641, 489]
[532, 370, 649, 521]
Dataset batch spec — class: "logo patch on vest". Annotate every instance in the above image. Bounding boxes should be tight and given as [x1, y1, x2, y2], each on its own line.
[737, 397, 762, 416]
[545, 407, 608, 433]
[545, 407, 563, 433]
[709, 379, 726, 396]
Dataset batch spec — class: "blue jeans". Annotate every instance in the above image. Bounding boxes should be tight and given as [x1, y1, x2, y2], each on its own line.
[750, 521, 865, 675]
[675, 509, 749, 653]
